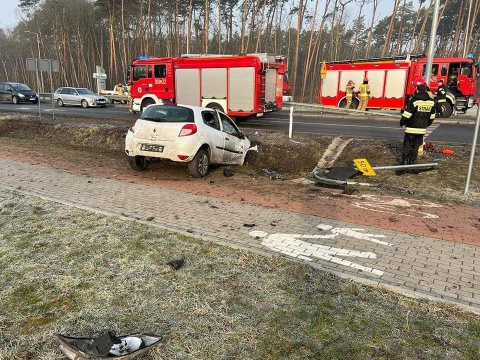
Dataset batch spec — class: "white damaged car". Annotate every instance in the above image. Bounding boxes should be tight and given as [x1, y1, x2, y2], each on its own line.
[125, 104, 255, 178]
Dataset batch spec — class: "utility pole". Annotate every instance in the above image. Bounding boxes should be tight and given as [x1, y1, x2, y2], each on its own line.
[25, 31, 44, 93]
[463, 0, 473, 57]
[423, 0, 440, 85]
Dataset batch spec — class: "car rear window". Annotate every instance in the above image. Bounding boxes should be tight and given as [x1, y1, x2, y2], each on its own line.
[140, 106, 194, 123]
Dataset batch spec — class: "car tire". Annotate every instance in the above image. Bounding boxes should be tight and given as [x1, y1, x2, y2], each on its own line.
[32, 100, 38, 104]
[188, 149, 209, 178]
[57, 98, 64, 107]
[81, 100, 89, 108]
[12, 96, 19, 104]
[128, 156, 149, 171]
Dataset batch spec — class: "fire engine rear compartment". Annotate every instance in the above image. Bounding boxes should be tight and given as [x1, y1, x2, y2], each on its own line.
[175, 67, 256, 113]
[321, 63, 409, 110]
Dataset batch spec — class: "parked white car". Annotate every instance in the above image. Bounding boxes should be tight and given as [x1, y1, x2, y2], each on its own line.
[53, 87, 108, 108]
[125, 104, 253, 178]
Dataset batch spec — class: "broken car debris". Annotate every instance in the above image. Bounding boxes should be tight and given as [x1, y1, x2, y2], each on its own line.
[57, 331, 162, 359]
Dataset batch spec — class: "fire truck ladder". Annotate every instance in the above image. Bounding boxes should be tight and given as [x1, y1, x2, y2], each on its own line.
[260, 61, 268, 102]
[326, 54, 427, 64]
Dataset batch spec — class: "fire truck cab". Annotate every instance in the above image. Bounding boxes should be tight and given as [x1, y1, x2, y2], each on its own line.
[318, 54, 479, 117]
[129, 53, 286, 121]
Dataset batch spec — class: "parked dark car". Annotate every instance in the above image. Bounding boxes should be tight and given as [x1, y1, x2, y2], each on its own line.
[0, 82, 38, 104]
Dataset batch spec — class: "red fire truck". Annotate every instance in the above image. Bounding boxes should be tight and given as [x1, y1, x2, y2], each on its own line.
[318, 54, 479, 117]
[128, 53, 286, 121]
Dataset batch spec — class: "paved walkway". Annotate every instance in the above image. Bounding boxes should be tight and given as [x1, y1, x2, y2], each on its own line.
[1, 158, 480, 312]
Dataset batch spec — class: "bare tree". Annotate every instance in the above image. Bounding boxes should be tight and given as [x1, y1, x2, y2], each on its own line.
[351, 0, 369, 60]
[365, 0, 381, 57]
[381, 0, 401, 57]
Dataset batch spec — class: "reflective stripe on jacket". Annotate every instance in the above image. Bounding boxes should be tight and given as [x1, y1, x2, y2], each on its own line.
[345, 84, 355, 96]
[400, 91, 435, 131]
[435, 84, 447, 102]
[358, 84, 370, 99]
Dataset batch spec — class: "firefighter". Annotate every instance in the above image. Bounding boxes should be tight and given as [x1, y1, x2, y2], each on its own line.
[117, 83, 125, 96]
[397, 77, 435, 174]
[435, 79, 447, 116]
[345, 80, 355, 109]
[357, 78, 371, 111]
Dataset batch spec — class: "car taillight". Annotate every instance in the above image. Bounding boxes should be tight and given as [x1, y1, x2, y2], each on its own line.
[178, 124, 197, 137]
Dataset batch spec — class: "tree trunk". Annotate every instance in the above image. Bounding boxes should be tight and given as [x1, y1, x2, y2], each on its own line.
[351, 0, 366, 60]
[365, 0, 380, 58]
[381, 0, 401, 57]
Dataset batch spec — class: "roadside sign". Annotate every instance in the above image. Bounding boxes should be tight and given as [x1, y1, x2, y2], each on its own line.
[26, 58, 37, 71]
[353, 158, 376, 176]
[26, 58, 59, 72]
[93, 73, 107, 79]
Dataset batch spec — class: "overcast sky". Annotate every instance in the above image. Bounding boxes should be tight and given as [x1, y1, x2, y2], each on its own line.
[0, 0, 21, 30]
[0, 0, 419, 32]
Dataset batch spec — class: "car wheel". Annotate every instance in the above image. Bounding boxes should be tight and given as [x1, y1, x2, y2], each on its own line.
[12, 96, 19, 104]
[128, 156, 149, 171]
[188, 149, 209, 178]
[32, 100, 38, 104]
[81, 100, 89, 108]
[57, 98, 64, 107]
[206, 102, 224, 113]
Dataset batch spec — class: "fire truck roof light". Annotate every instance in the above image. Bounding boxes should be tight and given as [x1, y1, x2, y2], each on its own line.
[137, 55, 150, 60]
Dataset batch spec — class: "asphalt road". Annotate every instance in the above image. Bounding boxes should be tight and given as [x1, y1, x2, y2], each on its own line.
[1, 101, 479, 145]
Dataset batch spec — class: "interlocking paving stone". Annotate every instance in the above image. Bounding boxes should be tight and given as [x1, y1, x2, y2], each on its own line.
[0, 157, 479, 312]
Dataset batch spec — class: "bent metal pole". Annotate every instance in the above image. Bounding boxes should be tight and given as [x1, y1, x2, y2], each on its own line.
[464, 103, 480, 194]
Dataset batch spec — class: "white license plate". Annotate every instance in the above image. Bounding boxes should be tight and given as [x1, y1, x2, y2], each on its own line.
[141, 144, 164, 152]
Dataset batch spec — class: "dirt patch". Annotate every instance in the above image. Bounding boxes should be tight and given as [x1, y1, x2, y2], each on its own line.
[1, 112, 479, 244]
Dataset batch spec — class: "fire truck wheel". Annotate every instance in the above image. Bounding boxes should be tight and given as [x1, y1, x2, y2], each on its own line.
[141, 99, 155, 111]
[188, 149, 209, 178]
[233, 116, 247, 124]
[129, 156, 150, 171]
[206, 102, 225, 113]
[338, 97, 359, 109]
[437, 102, 453, 118]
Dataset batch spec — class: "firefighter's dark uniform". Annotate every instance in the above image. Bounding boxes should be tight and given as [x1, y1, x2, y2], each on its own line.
[435, 81, 447, 115]
[399, 85, 435, 166]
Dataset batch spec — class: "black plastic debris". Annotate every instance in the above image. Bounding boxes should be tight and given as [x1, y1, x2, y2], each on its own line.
[167, 258, 185, 270]
[342, 186, 359, 195]
[57, 332, 163, 359]
[223, 169, 234, 177]
[326, 167, 362, 180]
[243, 223, 255, 227]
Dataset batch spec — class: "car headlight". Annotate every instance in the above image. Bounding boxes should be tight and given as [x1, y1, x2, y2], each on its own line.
[18, 93, 25, 98]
